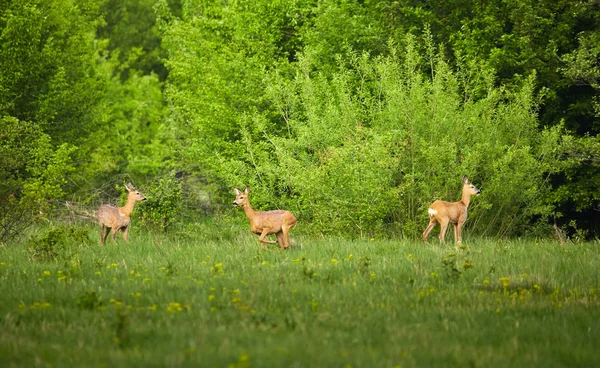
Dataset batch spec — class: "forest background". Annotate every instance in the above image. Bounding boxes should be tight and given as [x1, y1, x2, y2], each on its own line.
[1, 0, 599, 243]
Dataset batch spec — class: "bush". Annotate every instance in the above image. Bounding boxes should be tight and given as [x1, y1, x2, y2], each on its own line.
[221, 39, 563, 237]
[170, 35, 566, 238]
[1, 116, 76, 244]
[28, 225, 92, 261]
[139, 174, 182, 231]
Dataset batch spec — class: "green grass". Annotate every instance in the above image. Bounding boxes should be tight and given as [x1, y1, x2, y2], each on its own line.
[1, 221, 599, 367]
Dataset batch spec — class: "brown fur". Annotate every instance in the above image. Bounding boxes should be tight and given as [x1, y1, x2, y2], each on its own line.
[97, 183, 146, 245]
[422, 176, 480, 244]
[233, 187, 297, 250]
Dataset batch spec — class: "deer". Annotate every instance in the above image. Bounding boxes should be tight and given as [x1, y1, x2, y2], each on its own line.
[233, 187, 297, 250]
[422, 175, 481, 245]
[97, 183, 146, 245]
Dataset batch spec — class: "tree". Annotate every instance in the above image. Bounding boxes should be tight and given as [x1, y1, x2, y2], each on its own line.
[0, 0, 104, 145]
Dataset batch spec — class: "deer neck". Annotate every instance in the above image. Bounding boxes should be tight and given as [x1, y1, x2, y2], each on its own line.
[120, 197, 137, 218]
[461, 187, 472, 209]
[242, 201, 258, 223]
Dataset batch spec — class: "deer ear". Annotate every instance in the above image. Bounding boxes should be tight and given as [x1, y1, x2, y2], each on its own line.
[233, 187, 241, 195]
[462, 175, 469, 184]
[244, 187, 250, 194]
[125, 183, 134, 192]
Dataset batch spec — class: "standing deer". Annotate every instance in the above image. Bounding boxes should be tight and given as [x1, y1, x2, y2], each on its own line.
[422, 175, 481, 244]
[97, 183, 146, 245]
[233, 187, 297, 250]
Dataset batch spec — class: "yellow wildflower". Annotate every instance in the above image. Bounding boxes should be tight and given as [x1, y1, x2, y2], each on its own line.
[167, 302, 183, 313]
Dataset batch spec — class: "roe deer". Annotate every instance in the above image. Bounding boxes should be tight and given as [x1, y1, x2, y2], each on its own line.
[233, 187, 297, 250]
[97, 183, 146, 245]
[422, 175, 481, 244]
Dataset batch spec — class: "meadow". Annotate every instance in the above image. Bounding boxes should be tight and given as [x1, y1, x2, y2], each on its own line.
[0, 220, 599, 368]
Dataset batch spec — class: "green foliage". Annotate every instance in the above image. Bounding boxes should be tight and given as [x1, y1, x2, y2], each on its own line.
[548, 135, 600, 238]
[0, 117, 76, 243]
[0, 0, 598, 237]
[139, 174, 182, 232]
[96, 0, 180, 80]
[76, 290, 104, 310]
[204, 39, 564, 237]
[561, 31, 600, 91]
[22, 136, 76, 213]
[162, 0, 311, 180]
[0, 0, 104, 144]
[27, 225, 92, 261]
[85, 57, 170, 182]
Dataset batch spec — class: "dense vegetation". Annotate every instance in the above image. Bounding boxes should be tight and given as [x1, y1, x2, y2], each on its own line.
[1, 0, 600, 241]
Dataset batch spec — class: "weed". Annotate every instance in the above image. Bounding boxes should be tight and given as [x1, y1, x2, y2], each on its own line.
[76, 290, 103, 310]
[113, 309, 129, 349]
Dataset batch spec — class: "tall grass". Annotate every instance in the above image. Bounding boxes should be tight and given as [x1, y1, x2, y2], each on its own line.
[1, 221, 598, 367]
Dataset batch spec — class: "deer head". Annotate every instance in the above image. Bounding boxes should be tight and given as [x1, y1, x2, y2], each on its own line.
[125, 183, 147, 202]
[462, 176, 481, 196]
[233, 187, 249, 207]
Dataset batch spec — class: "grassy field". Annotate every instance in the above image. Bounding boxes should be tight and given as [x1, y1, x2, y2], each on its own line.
[1, 220, 599, 367]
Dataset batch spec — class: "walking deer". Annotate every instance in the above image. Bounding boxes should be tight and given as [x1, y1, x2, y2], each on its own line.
[422, 175, 481, 244]
[97, 183, 146, 245]
[233, 187, 297, 250]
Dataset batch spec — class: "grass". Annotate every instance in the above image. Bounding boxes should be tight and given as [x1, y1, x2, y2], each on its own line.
[0, 220, 599, 367]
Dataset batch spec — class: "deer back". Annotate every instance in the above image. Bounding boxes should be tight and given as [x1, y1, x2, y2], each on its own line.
[429, 200, 466, 223]
[97, 205, 131, 229]
[253, 209, 296, 232]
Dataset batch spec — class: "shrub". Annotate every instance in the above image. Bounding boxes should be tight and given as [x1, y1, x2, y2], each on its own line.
[28, 225, 92, 261]
[170, 35, 566, 238]
[139, 174, 182, 232]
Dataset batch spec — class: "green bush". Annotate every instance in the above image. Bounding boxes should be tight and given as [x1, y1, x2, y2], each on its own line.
[139, 174, 182, 232]
[1, 116, 76, 244]
[208, 38, 564, 237]
[28, 225, 92, 261]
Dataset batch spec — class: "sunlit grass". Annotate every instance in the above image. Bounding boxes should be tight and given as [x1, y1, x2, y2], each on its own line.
[1, 223, 599, 367]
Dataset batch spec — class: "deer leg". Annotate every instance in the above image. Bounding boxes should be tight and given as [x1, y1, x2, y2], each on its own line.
[439, 219, 449, 244]
[281, 225, 292, 249]
[422, 217, 438, 242]
[110, 227, 119, 242]
[99, 224, 108, 245]
[258, 229, 276, 249]
[452, 223, 459, 243]
[102, 226, 111, 245]
[276, 231, 285, 250]
[456, 221, 465, 244]
[122, 226, 129, 241]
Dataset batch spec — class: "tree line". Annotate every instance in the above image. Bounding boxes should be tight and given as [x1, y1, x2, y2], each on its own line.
[1, 0, 599, 242]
